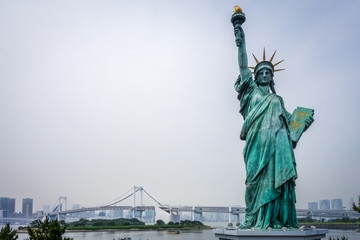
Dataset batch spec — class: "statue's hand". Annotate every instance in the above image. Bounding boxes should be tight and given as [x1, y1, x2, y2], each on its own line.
[234, 25, 245, 47]
[304, 115, 314, 132]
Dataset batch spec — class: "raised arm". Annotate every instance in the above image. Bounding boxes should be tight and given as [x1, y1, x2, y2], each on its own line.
[234, 24, 251, 81]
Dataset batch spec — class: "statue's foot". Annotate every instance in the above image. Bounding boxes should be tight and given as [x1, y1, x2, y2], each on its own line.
[283, 224, 298, 230]
[238, 222, 252, 230]
[271, 219, 283, 229]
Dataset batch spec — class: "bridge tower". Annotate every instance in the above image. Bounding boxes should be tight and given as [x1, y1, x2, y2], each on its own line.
[53, 196, 67, 220]
[132, 186, 144, 219]
[58, 196, 67, 212]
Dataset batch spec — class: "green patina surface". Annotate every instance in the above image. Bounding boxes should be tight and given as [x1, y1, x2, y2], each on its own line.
[231, 7, 314, 230]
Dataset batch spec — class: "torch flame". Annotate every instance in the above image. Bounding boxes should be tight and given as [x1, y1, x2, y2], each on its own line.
[234, 6, 243, 14]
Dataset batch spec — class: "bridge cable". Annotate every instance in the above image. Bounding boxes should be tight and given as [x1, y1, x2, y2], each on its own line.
[103, 189, 139, 207]
[50, 199, 58, 213]
[143, 188, 163, 206]
[98, 187, 134, 207]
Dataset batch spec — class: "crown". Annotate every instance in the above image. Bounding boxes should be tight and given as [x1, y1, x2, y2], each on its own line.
[249, 48, 285, 76]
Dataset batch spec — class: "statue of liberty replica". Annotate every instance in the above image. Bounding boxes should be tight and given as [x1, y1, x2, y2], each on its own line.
[231, 6, 314, 230]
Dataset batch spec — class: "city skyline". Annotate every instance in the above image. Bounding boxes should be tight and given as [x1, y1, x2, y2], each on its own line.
[1, 1, 360, 213]
[1, 193, 357, 215]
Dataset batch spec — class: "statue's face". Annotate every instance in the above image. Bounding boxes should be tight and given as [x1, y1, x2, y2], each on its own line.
[256, 69, 273, 86]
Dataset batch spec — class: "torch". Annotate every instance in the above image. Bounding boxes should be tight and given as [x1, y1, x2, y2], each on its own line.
[231, 6, 246, 27]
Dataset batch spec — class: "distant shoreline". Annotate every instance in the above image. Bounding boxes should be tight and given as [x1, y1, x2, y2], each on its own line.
[65, 225, 211, 231]
[16, 223, 360, 232]
[66, 227, 211, 233]
[17, 225, 211, 233]
[301, 223, 360, 230]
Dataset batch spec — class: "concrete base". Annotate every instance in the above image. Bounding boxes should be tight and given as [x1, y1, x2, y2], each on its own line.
[213, 228, 328, 240]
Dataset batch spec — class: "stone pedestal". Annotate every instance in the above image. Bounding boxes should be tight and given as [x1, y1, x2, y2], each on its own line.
[214, 228, 328, 240]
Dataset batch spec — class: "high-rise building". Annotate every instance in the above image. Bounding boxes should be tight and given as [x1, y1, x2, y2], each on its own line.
[0, 197, 9, 210]
[331, 199, 343, 210]
[35, 210, 44, 217]
[22, 198, 33, 217]
[308, 202, 318, 210]
[0, 197, 10, 217]
[8, 198, 15, 216]
[319, 199, 330, 210]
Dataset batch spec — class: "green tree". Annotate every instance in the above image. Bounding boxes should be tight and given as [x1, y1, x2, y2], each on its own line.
[179, 220, 204, 226]
[156, 219, 165, 225]
[29, 220, 39, 228]
[298, 217, 317, 223]
[192, 220, 203, 225]
[0, 223, 18, 240]
[353, 196, 360, 213]
[353, 195, 360, 222]
[27, 217, 73, 240]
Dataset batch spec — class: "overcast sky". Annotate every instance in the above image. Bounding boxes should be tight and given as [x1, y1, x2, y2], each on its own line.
[1, 0, 359, 213]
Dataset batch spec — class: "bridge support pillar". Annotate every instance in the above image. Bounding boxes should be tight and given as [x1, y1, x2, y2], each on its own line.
[170, 214, 180, 223]
[152, 209, 156, 224]
[235, 214, 240, 224]
[194, 212, 202, 222]
[192, 206, 195, 221]
[228, 207, 231, 223]
[169, 208, 180, 223]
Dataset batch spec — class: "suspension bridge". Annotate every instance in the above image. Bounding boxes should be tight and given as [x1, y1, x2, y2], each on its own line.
[44, 186, 360, 223]
[46, 186, 159, 223]
[2, 186, 358, 225]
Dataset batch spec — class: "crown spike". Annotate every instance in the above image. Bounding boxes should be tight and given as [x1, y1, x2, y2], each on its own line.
[270, 50, 277, 62]
[273, 59, 285, 67]
[252, 53, 259, 64]
[274, 68, 285, 72]
[263, 48, 266, 61]
[248, 66, 255, 69]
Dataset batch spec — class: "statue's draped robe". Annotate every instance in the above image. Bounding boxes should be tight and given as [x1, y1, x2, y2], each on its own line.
[235, 71, 298, 229]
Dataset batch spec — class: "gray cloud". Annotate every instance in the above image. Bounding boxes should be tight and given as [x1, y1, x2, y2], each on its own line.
[0, 0, 359, 212]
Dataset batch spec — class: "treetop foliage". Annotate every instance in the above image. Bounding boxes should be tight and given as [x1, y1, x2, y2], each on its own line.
[26, 217, 73, 240]
[353, 196, 360, 213]
[67, 218, 145, 227]
[0, 223, 18, 240]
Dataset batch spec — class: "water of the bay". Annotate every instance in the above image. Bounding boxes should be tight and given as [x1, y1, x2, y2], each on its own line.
[17, 229, 216, 240]
[15, 227, 360, 240]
